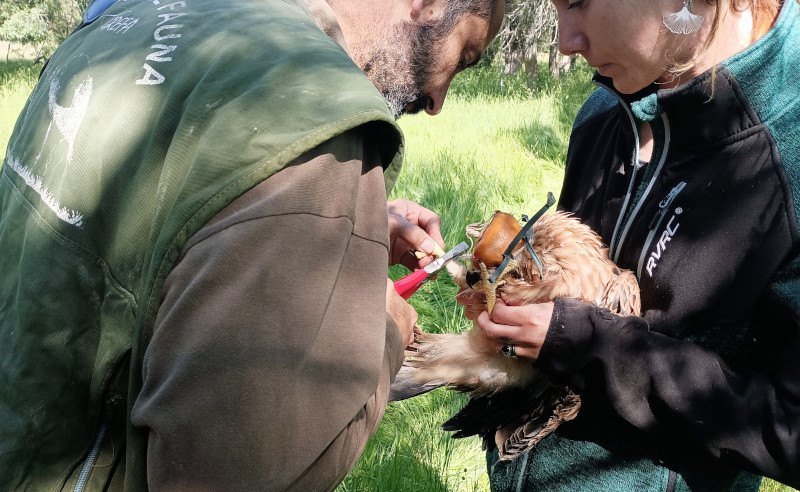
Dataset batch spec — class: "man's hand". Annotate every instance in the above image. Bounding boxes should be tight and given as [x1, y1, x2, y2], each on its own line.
[387, 199, 445, 271]
[386, 278, 417, 347]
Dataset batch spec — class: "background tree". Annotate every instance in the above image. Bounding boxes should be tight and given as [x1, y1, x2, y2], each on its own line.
[0, 7, 48, 62]
[0, 0, 577, 87]
[0, 0, 85, 62]
[499, 0, 574, 90]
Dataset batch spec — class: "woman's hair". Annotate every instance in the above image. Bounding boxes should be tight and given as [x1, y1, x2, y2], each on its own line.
[668, 0, 781, 77]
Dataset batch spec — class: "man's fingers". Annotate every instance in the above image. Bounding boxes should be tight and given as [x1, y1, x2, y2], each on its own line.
[387, 199, 445, 265]
[414, 209, 444, 249]
[473, 300, 552, 361]
[389, 215, 439, 255]
[491, 341, 536, 360]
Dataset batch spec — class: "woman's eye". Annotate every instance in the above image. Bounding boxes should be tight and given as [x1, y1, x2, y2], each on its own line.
[567, 0, 584, 9]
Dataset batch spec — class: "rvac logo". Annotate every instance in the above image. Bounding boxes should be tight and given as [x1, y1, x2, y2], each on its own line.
[645, 208, 682, 277]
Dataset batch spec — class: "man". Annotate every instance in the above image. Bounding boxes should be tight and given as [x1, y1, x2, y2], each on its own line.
[0, 0, 504, 489]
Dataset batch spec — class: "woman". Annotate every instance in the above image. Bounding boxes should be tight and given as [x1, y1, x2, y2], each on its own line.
[461, 0, 800, 489]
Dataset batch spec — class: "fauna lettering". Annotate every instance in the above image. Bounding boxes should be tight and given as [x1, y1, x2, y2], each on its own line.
[136, 1, 188, 86]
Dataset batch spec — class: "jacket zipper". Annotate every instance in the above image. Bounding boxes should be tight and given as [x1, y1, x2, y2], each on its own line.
[604, 87, 643, 261]
[599, 84, 681, 492]
[599, 83, 673, 264]
[666, 469, 678, 492]
[73, 394, 122, 492]
[636, 181, 687, 278]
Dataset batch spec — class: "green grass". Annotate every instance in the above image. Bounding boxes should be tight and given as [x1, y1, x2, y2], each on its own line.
[1, 58, 795, 492]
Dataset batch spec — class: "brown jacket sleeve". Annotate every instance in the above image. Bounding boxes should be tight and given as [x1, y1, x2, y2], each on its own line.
[131, 126, 404, 491]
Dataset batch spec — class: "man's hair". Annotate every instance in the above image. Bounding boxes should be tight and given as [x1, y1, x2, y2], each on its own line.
[440, 0, 500, 31]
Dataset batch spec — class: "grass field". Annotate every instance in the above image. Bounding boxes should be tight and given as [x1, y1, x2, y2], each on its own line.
[0, 60, 38, 160]
[1, 58, 795, 492]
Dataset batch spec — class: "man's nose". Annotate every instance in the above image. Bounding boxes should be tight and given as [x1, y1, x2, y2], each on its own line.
[424, 86, 448, 116]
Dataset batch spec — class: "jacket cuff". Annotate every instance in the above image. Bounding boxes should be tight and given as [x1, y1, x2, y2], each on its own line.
[536, 297, 613, 382]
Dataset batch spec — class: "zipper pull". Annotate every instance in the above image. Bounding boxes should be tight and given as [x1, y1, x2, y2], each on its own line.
[649, 182, 686, 229]
[103, 393, 123, 425]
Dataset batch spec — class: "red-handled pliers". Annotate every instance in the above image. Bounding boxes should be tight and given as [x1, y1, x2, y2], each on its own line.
[393, 241, 469, 300]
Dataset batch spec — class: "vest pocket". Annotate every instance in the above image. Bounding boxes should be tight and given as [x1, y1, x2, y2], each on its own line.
[0, 180, 136, 489]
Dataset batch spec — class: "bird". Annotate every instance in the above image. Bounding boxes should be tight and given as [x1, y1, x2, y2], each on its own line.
[391, 205, 640, 461]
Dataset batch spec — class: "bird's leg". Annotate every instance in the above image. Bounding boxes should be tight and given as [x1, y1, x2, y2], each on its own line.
[476, 259, 518, 314]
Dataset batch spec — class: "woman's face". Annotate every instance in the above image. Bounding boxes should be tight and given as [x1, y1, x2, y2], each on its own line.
[552, 0, 701, 93]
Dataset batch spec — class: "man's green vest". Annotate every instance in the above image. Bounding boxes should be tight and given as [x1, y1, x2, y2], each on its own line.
[0, 0, 402, 489]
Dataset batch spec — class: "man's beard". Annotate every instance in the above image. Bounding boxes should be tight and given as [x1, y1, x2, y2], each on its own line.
[360, 21, 448, 119]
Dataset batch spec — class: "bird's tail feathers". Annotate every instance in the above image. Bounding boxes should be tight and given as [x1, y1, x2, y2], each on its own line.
[496, 387, 581, 460]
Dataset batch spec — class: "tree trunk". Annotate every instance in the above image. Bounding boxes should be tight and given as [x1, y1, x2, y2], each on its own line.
[548, 43, 560, 79]
[523, 44, 538, 90]
[548, 24, 560, 79]
[503, 36, 523, 76]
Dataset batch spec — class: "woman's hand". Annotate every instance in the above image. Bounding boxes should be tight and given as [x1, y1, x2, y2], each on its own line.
[467, 295, 555, 362]
[387, 199, 445, 270]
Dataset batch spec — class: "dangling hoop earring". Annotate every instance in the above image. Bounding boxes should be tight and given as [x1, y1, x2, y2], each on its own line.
[663, 0, 704, 34]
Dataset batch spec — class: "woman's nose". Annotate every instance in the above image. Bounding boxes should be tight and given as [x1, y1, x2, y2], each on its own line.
[557, 19, 588, 56]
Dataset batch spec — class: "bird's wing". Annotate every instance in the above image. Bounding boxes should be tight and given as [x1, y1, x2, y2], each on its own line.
[597, 268, 641, 316]
[441, 382, 549, 440]
[441, 382, 580, 460]
[388, 364, 446, 401]
[496, 387, 580, 460]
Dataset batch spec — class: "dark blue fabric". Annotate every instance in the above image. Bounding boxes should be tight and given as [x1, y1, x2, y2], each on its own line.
[84, 0, 118, 23]
[487, 434, 761, 492]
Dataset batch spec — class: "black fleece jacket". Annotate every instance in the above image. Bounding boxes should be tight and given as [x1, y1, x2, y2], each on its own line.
[535, 2, 800, 487]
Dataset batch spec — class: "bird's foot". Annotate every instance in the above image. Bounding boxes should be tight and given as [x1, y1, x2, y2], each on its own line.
[476, 259, 518, 314]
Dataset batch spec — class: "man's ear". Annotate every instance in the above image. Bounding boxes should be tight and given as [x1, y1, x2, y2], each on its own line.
[410, 0, 424, 18]
[410, 0, 440, 21]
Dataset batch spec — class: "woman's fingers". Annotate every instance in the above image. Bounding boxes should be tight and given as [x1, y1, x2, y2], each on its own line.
[491, 299, 554, 331]
[474, 299, 554, 361]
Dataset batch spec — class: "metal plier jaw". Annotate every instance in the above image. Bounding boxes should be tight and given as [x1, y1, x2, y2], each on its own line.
[394, 241, 469, 299]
